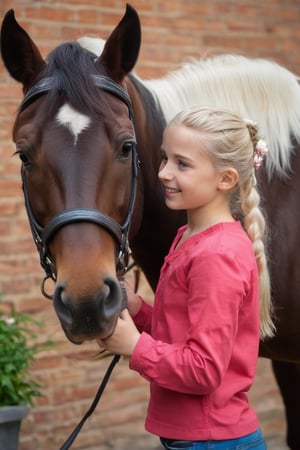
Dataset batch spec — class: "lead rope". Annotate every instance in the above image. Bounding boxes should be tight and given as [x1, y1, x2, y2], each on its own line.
[59, 280, 129, 450]
[59, 354, 120, 450]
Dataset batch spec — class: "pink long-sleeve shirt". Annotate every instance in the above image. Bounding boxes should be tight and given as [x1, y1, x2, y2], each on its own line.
[130, 221, 260, 440]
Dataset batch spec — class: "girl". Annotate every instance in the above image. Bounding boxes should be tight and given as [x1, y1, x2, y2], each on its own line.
[99, 106, 275, 449]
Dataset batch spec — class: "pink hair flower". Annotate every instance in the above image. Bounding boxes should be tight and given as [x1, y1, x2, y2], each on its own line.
[254, 139, 268, 170]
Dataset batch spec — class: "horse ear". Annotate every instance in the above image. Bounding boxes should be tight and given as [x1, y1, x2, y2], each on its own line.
[98, 4, 141, 81]
[1, 9, 45, 89]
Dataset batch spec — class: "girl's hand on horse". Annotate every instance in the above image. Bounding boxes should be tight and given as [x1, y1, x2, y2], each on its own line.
[124, 280, 143, 317]
[97, 309, 140, 357]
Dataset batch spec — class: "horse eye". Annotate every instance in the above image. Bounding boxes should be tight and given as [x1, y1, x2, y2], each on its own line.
[16, 150, 30, 166]
[119, 141, 134, 159]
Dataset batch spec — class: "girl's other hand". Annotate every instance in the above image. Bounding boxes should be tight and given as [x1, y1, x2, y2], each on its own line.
[97, 309, 140, 357]
[123, 280, 143, 317]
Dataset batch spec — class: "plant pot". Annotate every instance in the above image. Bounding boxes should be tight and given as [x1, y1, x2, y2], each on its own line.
[0, 405, 29, 450]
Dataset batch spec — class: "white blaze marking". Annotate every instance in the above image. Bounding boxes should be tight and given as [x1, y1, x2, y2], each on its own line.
[56, 103, 91, 145]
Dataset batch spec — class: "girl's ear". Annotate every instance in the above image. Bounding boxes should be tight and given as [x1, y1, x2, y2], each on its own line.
[218, 168, 239, 191]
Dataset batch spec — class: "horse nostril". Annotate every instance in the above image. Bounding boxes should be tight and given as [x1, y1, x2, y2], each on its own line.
[53, 282, 73, 326]
[101, 276, 123, 321]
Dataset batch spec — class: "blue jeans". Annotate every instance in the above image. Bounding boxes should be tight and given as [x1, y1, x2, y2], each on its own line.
[160, 428, 266, 449]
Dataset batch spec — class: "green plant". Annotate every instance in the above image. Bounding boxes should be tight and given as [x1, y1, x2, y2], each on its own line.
[0, 303, 47, 407]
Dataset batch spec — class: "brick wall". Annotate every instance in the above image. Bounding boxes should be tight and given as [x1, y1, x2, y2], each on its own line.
[0, 1, 299, 449]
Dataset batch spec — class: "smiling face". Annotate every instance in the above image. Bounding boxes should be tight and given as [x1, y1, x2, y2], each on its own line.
[159, 124, 225, 213]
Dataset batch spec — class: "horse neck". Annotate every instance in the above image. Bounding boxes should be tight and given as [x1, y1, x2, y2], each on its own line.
[126, 75, 185, 289]
[126, 75, 165, 201]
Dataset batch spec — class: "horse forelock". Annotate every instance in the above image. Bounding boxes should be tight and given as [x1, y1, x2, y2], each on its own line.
[41, 41, 105, 115]
[143, 54, 300, 178]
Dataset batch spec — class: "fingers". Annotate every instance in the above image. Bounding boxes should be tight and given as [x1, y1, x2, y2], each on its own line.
[95, 308, 140, 357]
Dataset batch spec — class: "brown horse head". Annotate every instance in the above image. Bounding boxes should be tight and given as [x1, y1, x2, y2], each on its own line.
[1, 6, 144, 343]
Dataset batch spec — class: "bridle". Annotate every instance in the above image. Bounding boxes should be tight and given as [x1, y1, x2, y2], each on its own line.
[20, 74, 139, 298]
[19, 74, 139, 449]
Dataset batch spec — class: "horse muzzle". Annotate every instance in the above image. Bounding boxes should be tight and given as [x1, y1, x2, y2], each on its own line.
[53, 276, 123, 343]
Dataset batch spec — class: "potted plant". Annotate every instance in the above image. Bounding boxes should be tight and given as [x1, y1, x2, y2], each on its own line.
[0, 298, 48, 450]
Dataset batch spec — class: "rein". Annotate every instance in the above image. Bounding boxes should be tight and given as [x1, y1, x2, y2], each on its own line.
[60, 354, 121, 450]
[20, 75, 139, 296]
[19, 75, 139, 448]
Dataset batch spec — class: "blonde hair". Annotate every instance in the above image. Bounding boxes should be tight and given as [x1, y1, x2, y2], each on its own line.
[169, 105, 275, 339]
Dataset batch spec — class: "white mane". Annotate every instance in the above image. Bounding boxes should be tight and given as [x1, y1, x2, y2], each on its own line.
[78, 37, 300, 177]
[143, 55, 300, 177]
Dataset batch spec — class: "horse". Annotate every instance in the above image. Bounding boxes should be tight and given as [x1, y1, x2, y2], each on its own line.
[1, 4, 300, 449]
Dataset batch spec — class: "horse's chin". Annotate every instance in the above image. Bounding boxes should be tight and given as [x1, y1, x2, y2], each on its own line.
[62, 318, 118, 345]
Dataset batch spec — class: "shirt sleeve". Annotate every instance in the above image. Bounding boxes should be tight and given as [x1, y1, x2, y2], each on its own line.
[130, 251, 249, 395]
